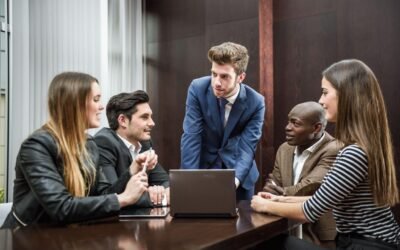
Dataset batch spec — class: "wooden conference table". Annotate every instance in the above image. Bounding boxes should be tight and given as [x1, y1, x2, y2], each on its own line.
[0, 201, 298, 250]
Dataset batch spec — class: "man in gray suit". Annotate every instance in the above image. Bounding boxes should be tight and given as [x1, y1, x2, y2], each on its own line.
[94, 90, 169, 208]
[263, 101, 341, 247]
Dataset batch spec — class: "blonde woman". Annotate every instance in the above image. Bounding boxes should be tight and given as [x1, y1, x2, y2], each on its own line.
[2, 72, 156, 228]
[252, 59, 399, 249]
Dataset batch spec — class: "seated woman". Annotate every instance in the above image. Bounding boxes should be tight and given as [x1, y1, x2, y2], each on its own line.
[251, 59, 399, 249]
[2, 72, 157, 228]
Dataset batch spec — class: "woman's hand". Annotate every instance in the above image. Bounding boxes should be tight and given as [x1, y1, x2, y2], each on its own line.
[251, 195, 270, 213]
[250, 192, 282, 213]
[118, 171, 149, 207]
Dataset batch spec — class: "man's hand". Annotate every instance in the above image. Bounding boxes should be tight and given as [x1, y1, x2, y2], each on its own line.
[263, 174, 285, 195]
[148, 185, 167, 206]
[118, 171, 149, 207]
[129, 150, 158, 175]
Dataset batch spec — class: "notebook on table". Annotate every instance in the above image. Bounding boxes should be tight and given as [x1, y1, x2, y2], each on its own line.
[169, 169, 237, 218]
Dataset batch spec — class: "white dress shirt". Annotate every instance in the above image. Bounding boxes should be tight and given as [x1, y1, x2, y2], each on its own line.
[292, 133, 325, 184]
[222, 85, 240, 127]
[117, 134, 142, 160]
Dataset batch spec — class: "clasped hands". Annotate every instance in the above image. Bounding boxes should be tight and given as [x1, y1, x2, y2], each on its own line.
[251, 191, 280, 213]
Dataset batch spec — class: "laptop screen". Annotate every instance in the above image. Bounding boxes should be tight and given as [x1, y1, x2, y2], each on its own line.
[169, 169, 237, 217]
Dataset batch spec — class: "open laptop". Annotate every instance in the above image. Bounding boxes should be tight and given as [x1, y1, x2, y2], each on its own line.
[169, 169, 237, 218]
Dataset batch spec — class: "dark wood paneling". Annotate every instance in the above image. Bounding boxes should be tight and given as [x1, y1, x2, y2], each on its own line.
[336, 0, 400, 153]
[146, 37, 206, 170]
[145, 0, 205, 43]
[274, 11, 337, 150]
[205, 0, 258, 24]
[259, 0, 274, 193]
[274, 0, 335, 21]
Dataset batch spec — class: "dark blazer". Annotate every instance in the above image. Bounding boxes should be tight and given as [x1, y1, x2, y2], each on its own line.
[94, 127, 169, 207]
[266, 132, 341, 241]
[2, 129, 127, 228]
[181, 76, 265, 197]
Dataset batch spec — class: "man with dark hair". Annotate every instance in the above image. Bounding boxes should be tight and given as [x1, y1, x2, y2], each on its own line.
[94, 90, 169, 207]
[263, 101, 340, 247]
[181, 42, 265, 200]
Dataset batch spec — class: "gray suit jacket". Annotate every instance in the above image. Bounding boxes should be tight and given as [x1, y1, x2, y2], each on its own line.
[266, 132, 341, 241]
[94, 128, 169, 208]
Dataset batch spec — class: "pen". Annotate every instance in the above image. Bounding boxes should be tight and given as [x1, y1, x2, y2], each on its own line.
[142, 147, 153, 172]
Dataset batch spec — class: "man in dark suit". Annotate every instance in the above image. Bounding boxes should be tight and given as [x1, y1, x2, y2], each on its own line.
[180, 42, 265, 200]
[263, 101, 341, 247]
[94, 91, 169, 207]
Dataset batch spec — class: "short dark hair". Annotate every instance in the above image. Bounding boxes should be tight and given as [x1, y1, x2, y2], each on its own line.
[106, 90, 149, 130]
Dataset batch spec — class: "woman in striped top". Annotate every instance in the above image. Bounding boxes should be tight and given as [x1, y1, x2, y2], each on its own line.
[251, 59, 399, 249]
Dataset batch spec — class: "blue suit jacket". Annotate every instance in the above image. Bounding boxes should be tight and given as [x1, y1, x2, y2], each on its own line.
[180, 76, 265, 190]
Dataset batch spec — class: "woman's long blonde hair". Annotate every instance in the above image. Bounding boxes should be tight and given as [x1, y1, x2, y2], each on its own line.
[323, 59, 398, 206]
[43, 72, 97, 197]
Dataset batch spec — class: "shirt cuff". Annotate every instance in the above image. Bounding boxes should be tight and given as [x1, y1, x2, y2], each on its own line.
[235, 178, 240, 189]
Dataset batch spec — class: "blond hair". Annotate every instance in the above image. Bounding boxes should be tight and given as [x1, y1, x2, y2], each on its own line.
[43, 72, 98, 197]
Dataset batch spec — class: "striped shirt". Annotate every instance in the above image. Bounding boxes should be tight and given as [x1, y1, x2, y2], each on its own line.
[303, 144, 400, 245]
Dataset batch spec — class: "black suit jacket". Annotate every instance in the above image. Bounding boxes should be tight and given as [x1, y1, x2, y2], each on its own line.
[94, 128, 169, 207]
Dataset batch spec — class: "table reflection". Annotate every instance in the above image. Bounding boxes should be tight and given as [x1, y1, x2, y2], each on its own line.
[0, 201, 295, 250]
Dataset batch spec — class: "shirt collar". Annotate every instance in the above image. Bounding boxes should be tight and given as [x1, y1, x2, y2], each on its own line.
[225, 84, 240, 105]
[294, 132, 326, 155]
[117, 133, 142, 153]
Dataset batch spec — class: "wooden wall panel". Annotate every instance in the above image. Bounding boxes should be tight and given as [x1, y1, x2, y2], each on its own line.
[259, 0, 274, 193]
[273, 11, 337, 149]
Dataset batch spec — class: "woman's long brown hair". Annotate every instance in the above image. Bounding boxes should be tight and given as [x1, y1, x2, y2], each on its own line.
[323, 59, 398, 206]
[43, 72, 97, 197]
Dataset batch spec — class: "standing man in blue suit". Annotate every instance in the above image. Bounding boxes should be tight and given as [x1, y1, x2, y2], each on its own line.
[181, 42, 265, 200]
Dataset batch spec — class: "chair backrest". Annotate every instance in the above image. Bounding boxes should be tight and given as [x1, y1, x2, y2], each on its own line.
[0, 203, 12, 226]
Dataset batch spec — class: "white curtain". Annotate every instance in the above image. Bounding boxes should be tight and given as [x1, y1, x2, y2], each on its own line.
[8, 0, 143, 200]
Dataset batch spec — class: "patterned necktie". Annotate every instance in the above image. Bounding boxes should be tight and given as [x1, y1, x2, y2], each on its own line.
[219, 98, 228, 129]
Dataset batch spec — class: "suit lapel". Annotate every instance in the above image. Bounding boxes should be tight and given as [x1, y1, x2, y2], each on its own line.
[298, 133, 332, 181]
[282, 145, 295, 186]
[206, 84, 224, 137]
[112, 130, 133, 161]
[222, 85, 246, 145]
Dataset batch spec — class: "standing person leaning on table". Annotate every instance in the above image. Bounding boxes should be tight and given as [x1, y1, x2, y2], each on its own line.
[1, 72, 157, 228]
[251, 59, 400, 249]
